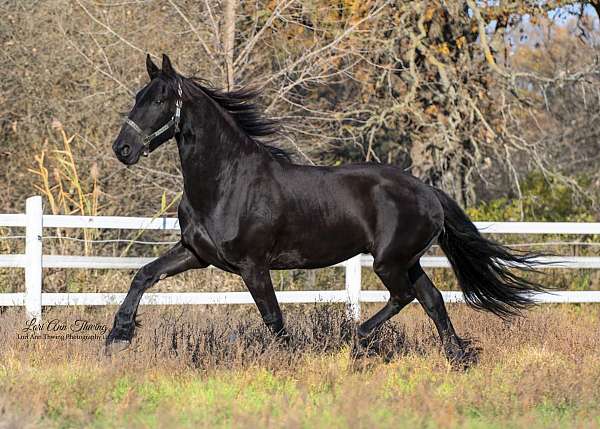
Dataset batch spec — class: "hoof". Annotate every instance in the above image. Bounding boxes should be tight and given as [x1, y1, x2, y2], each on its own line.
[104, 339, 131, 356]
[277, 333, 292, 347]
[351, 334, 384, 360]
[445, 344, 480, 370]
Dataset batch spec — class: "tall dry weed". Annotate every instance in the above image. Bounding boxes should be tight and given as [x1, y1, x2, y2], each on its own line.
[29, 121, 101, 255]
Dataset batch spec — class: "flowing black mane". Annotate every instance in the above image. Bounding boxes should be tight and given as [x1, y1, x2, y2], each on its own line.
[173, 75, 292, 162]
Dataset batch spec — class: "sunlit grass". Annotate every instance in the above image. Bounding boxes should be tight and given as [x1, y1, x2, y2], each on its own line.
[0, 305, 600, 428]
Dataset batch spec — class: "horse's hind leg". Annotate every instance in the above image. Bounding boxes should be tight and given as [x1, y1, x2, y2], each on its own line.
[408, 262, 478, 367]
[357, 263, 415, 345]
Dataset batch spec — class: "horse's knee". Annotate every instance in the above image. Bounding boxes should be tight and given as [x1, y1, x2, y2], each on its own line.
[132, 265, 162, 288]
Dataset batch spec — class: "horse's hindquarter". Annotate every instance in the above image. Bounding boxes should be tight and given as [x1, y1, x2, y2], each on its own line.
[268, 164, 442, 270]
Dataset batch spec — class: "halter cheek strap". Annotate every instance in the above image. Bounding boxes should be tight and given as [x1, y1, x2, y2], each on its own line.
[124, 82, 183, 157]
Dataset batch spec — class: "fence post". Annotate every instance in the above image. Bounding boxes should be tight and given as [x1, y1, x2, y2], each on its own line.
[25, 196, 42, 321]
[345, 254, 362, 321]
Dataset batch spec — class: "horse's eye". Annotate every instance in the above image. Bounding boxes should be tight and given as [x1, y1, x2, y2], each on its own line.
[155, 99, 163, 104]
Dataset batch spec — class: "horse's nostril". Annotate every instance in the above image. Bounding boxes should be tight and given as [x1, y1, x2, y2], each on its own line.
[121, 145, 131, 156]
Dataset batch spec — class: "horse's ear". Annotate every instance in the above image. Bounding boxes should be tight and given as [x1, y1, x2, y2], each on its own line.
[146, 54, 159, 80]
[162, 54, 176, 77]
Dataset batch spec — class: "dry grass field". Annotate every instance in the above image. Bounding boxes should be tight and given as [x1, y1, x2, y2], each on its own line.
[0, 303, 599, 428]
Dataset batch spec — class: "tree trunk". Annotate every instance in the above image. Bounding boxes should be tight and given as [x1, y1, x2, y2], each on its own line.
[222, 0, 237, 89]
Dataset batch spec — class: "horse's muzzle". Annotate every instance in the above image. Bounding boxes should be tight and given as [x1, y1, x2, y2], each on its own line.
[112, 138, 142, 165]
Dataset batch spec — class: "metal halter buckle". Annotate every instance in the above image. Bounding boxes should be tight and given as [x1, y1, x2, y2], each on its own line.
[124, 81, 183, 157]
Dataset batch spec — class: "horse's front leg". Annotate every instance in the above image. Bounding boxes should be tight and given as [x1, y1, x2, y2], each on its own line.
[240, 265, 289, 342]
[106, 242, 206, 352]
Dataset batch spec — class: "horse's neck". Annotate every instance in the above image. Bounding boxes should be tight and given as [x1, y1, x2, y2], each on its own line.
[176, 104, 271, 205]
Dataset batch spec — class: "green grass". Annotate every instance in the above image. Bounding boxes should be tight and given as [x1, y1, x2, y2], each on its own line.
[2, 355, 597, 428]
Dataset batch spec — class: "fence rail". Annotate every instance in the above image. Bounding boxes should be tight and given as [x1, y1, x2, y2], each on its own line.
[1, 196, 600, 320]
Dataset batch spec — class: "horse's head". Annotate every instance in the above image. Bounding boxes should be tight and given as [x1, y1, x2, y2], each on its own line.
[112, 54, 182, 165]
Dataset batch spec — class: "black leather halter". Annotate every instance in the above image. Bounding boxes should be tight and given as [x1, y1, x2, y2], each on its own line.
[124, 82, 183, 157]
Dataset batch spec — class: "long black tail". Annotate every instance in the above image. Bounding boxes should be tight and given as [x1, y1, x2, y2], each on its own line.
[433, 188, 548, 318]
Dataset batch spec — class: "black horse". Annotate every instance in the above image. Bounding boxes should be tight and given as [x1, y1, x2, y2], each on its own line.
[107, 54, 545, 364]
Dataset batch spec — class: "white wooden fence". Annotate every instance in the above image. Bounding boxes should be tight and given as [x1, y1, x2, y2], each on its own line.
[1, 196, 600, 320]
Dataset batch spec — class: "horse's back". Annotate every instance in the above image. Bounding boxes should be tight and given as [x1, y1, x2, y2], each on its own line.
[277, 162, 442, 224]
[267, 162, 444, 269]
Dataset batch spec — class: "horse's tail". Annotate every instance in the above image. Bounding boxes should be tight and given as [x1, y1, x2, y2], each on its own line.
[432, 188, 547, 318]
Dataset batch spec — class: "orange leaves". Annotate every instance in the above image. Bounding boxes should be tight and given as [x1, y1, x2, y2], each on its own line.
[424, 6, 436, 23]
[436, 42, 451, 56]
[347, 0, 374, 26]
[425, 104, 438, 116]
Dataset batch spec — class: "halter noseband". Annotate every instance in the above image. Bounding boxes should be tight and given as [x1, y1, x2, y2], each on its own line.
[124, 82, 183, 157]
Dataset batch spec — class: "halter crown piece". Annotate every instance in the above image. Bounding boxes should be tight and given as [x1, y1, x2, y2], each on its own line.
[124, 81, 183, 157]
